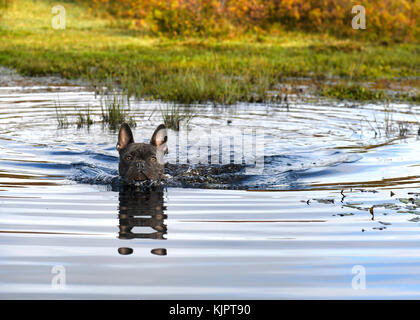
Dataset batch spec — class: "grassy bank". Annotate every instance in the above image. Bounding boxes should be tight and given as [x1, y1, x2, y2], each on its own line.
[0, 0, 419, 104]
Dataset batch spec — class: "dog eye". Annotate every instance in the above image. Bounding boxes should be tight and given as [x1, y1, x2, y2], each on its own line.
[151, 156, 157, 162]
[125, 155, 132, 161]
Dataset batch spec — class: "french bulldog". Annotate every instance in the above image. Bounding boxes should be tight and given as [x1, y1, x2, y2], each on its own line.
[116, 123, 168, 182]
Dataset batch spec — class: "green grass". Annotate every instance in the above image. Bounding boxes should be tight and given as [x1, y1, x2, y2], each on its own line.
[319, 84, 388, 101]
[0, 0, 418, 104]
[161, 104, 195, 131]
[54, 103, 69, 128]
[76, 105, 93, 128]
[100, 94, 136, 130]
[396, 93, 420, 103]
[54, 93, 134, 129]
[319, 84, 420, 102]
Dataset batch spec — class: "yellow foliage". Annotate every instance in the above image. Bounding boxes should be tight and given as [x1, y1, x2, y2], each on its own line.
[81, 0, 419, 41]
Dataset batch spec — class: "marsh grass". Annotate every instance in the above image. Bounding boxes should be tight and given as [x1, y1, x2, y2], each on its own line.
[53, 87, 136, 129]
[320, 83, 420, 103]
[362, 101, 415, 139]
[120, 68, 255, 105]
[100, 93, 136, 130]
[161, 104, 196, 131]
[76, 105, 94, 128]
[383, 106, 410, 138]
[384, 102, 394, 137]
[54, 100, 69, 128]
[394, 92, 420, 103]
[397, 121, 410, 138]
[319, 84, 388, 101]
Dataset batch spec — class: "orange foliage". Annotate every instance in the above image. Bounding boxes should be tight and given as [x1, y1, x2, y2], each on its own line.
[83, 0, 419, 41]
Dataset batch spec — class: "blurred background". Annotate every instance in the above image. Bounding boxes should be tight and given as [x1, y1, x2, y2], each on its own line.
[0, 0, 418, 106]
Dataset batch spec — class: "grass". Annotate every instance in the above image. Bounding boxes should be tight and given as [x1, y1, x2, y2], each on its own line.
[319, 84, 388, 101]
[319, 83, 420, 102]
[362, 101, 417, 139]
[161, 104, 195, 131]
[54, 93, 135, 129]
[55, 108, 69, 128]
[76, 105, 93, 128]
[395, 92, 420, 103]
[100, 94, 136, 130]
[54, 99, 69, 128]
[0, 0, 418, 104]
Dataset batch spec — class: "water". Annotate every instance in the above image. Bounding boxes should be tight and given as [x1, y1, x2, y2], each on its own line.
[1, 80, 420, 299]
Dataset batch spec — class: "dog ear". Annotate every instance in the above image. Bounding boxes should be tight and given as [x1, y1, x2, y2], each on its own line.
[150, 124, 168, 157]
[116, 123, 134, 151]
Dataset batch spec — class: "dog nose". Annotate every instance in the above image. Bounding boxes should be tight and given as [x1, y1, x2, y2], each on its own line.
[136, 161, 145, 170]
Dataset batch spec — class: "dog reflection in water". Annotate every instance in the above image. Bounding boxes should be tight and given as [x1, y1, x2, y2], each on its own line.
[118, 186, 167, 256]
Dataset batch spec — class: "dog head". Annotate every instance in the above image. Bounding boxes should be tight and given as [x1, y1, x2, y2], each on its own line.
[116, 123, 168, 182]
